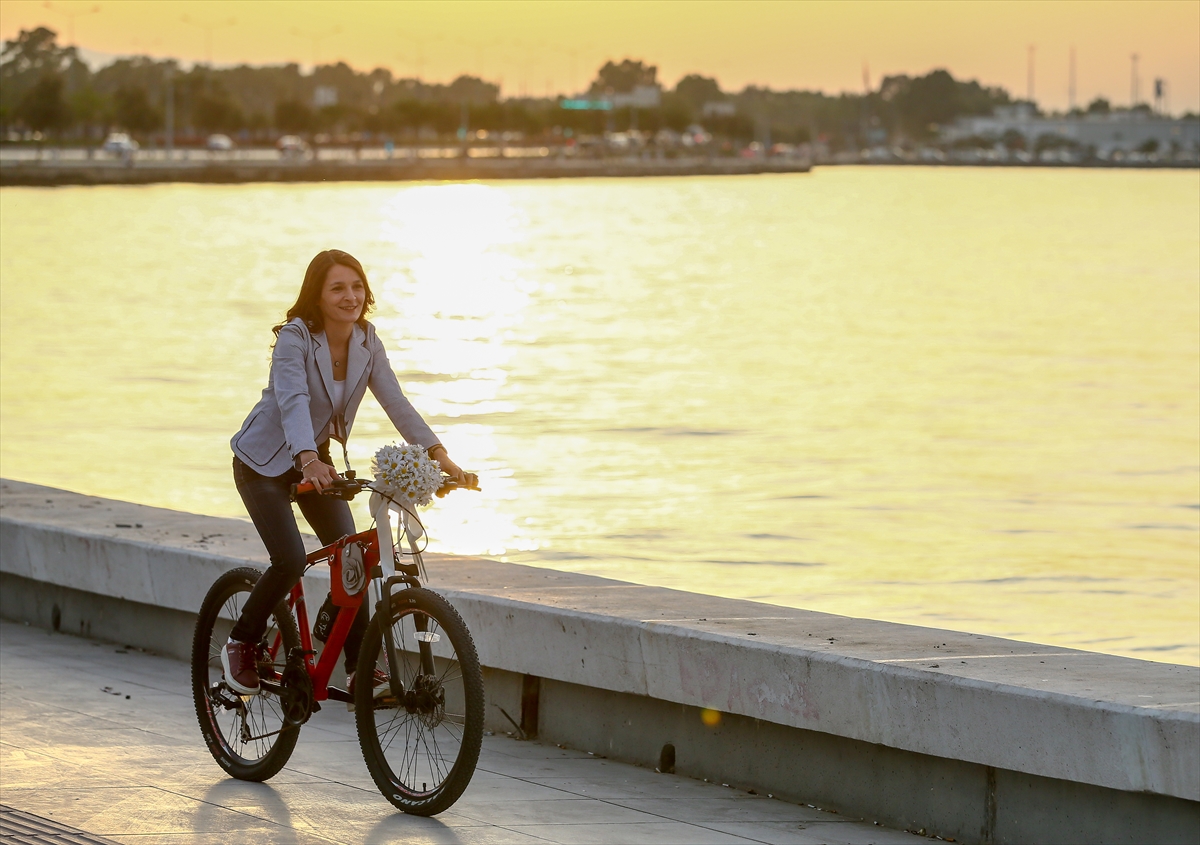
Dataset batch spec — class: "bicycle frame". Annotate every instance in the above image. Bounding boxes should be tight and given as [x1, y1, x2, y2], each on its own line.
[195, 467, 485, 814]
[267, 490, 427, 703]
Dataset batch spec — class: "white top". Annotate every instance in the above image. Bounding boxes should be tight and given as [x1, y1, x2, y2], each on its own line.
[231, 319, 440, 477]
[329, 379, 346, 414]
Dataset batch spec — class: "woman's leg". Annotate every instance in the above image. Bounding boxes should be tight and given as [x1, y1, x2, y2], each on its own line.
[295, 485, 367, 673]
[229, 458, 309, 645]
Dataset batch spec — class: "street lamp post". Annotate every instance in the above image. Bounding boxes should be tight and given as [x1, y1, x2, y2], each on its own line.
[1130, 53, 1140, 107]
[547, 43, 592, 98]
[42, 2, 100, 48]
[164, 64, 174, 158]
[291, 26, 341, 69]
[455, 36, 501, 80]
[181, 14, 236, 66]
[507, 41, 542, 100]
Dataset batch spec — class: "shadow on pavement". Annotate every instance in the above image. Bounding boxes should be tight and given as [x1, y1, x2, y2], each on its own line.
[362, 811, 465, 845]
[195, 777, 296, 836]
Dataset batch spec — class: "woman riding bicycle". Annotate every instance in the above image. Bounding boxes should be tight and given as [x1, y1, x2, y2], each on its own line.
[223, 248, 473, 696]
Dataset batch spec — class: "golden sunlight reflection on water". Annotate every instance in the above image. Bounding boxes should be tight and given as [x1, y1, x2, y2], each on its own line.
[1, 169, 1197, 664]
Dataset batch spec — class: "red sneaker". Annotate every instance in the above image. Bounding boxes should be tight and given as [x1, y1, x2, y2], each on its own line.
[221, 639, 261, 695]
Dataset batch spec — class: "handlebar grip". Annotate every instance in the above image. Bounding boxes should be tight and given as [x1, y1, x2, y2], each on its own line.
[291, 478, 366, 502]
[436, 478, 481, 496]
[290, 481, 316, 498]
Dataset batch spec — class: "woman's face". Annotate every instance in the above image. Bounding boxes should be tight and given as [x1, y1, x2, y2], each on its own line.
[319, 263, 366, 329]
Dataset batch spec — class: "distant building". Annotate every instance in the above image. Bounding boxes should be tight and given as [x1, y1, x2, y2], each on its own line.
[702, 101, 736, 118]
[611, 85, 661, 109]
[942, 105, 1200, 156]
[313, 86, 338, 109]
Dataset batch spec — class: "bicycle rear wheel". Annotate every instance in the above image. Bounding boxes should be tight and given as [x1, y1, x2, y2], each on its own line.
[191, 566, 301, 781]
[354, 587, 484, 815]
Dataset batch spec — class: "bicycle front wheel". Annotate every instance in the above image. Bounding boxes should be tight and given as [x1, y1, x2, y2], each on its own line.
[191, 566, 301, 782]
[355, 587, 484, 815]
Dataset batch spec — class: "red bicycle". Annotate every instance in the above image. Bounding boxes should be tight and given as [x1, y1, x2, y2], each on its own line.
[190, 471, 485, 816]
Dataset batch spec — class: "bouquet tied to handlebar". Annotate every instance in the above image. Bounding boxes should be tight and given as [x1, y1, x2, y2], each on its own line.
[370, 442, 445, 542]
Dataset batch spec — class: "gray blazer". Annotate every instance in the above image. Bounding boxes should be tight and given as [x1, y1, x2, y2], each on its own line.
[231, 318, 440, 477]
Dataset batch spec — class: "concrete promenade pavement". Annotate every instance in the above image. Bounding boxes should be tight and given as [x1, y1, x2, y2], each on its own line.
[0, 621, 918, 845]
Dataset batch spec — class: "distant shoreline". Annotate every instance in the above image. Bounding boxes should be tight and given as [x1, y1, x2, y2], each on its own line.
[0, 156, 812, 187]
[3, 155, 1194, 187]
[819, 157, 1197, 170]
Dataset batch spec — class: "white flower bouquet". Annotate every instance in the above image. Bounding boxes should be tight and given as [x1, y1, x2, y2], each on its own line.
[372, 442, 445, 508]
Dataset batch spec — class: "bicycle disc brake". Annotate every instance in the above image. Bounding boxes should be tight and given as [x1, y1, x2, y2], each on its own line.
[408, 674, 447, 729]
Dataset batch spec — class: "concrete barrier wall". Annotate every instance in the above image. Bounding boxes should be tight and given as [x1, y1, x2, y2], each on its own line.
[2, 479, 1197, 844]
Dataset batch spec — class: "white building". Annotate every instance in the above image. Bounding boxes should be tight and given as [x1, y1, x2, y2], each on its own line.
[313, 86, 338, 109]
[702, 101, 736, 118]
[943, 105, 1199, 156]
[611, 85, 662, 109]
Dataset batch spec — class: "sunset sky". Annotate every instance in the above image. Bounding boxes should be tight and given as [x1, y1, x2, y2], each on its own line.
[2, 0, 1197, 113]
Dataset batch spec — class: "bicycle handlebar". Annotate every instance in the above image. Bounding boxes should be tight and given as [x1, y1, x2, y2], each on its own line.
[289, 475, 480, 501]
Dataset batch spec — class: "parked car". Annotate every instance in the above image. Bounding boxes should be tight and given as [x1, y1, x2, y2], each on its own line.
[102, 133, 139, 154]
[206, 134, 235, 151]
[277, 135, 310, 157]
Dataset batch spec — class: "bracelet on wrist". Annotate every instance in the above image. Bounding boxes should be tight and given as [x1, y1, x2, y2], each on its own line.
[300, 457, 320, 471]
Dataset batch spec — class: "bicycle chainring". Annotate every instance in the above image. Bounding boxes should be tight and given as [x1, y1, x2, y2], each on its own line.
[279, 649, 314, 727]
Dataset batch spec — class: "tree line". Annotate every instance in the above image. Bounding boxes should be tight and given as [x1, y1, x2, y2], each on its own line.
[2, 26, 1020, 149]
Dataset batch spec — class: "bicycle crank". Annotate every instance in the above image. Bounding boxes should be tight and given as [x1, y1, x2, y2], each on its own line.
[276, 647, 316, 727]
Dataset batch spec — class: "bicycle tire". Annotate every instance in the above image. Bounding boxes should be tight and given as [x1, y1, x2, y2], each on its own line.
[354, 587, 484, 815]
[191, 566, 302, 782]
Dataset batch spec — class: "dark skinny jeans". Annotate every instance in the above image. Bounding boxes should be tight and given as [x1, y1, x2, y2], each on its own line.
[230, 454, 367, 671]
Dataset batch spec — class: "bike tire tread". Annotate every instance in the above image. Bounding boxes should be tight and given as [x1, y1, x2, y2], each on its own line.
[354, 587, 485, 816]
[191, 566, 302, 782]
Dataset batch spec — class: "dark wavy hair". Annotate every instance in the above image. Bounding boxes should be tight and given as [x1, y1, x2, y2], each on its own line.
[273, 249, 375, 336]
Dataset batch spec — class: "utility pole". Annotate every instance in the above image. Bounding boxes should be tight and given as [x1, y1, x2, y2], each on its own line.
[1130, 53, 1139, 107]
[1068, 46, 1076, 111]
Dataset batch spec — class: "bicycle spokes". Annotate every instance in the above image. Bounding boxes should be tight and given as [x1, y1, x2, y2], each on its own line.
[192, 568, 301, 782]
[355, 589, 483, 814]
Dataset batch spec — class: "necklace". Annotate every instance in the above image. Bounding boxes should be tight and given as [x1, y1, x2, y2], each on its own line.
[334, 361, 342, 367]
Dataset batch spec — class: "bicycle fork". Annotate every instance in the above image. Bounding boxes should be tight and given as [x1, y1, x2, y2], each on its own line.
[369, 497, 435, 704]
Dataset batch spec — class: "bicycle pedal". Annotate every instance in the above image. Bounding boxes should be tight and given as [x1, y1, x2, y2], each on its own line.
[326, 686, 353, 704]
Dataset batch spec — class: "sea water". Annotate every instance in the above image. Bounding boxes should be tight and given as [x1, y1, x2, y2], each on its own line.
[2, 167, 1197, 663]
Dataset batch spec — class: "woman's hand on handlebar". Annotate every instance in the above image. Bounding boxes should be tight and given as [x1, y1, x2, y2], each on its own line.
[297, 451, 340, 493]
[435, 451, 469, 485]
[432, 451, 478, 495]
